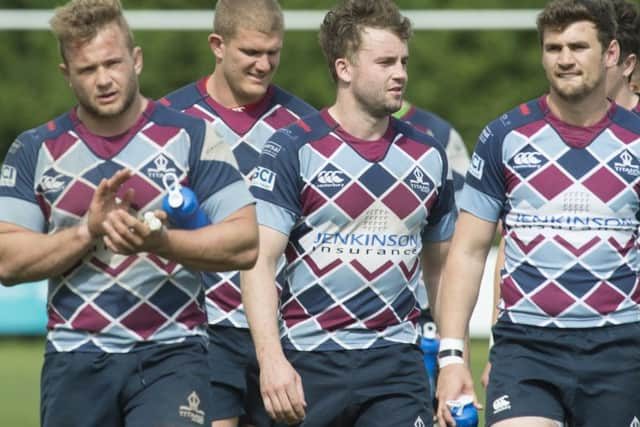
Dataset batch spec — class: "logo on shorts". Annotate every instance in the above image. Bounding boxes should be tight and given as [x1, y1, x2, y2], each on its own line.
[179, 391, 204, 425]
[492, 394, 511, 414]
[630, 416, 640, 427]
[414, 415, 425, 427]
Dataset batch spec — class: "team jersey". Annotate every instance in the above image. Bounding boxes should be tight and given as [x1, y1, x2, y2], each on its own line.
[394, 103, 470, 311]
[395, 103, 470, 198]
[161, 78, 316, 328]
[461, 95, 640, 328]
[251, 109, 456, 351]
[0, 101, 253, 352]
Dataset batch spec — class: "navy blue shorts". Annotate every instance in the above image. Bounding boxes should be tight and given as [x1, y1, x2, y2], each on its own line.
[207, 325, 269, 425]
[486, 321, 640, 427]
[276, 344, 432, 427]
[40, 339, 214, 427]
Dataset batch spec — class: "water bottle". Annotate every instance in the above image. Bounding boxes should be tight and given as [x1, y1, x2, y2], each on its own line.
[446, 395, 478, 427]
[161, 173, 211, 230]
[420, 321, 439, 404]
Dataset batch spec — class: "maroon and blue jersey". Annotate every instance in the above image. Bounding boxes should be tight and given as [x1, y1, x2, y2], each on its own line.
[251, 110, 456, 351]
[395, 103, 470, 198]
[161, 78, 316, 328]
[461, 95, 640, 328]
[0, 101, 253, 352]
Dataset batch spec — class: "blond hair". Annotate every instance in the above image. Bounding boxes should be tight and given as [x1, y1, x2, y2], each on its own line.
[50, 0, 134, 61]
[213, 0, 284, 39]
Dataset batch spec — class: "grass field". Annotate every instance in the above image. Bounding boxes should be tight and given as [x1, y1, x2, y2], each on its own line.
[0, 337, 490, 426]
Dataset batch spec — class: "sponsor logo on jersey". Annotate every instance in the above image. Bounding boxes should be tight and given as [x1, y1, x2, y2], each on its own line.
[147, 155, 176, 179]
[512, 151, 543, 168]
[408, 167, 432, 195]
[613, 150, 640, 177]
[178, 391, 204, 425]
[316, 170, 345, 187]
[479, 126, 493, 144]
[0, 165, 16, 187]
[469, 153, 484, 179]
[492, 394, 511, 414]
[500, 113, 512, 127]
[8, 139, 23, 155]
[514, 213, 636, 230]
[38, 174, 67, 194]
[263, 141, 282, 158]
[252, 167, 276, 191]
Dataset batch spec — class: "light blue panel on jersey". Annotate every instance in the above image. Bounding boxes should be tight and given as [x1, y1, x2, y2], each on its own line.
[459, 186, 503, 222]
[300, 145, 336, 177]
[506, 299, 549, 326]
[55, 140, 103, 174]
[319, 265, 364, 302]
[375, 147, 413, 178]
[0, 280, 47, 334]
[49, 327, 90, 352]
[524, 240, 576, 277]
[0, 197, 44, 231]
[256, 200, 296, 236]
[330, 145, 371, 178]
[67, 267, 113, 300]
[214, 124, 240, 147]
[373, 267, 410, 304]
[528, 127, 570, 159]
[286, 317, 324, 349]
[609, 188, 640, 212]
[118, 136, 165, 170]
[588, 131, 627, 161]
[202, 181, 254, 223]
[306, 202, 351, 229]
[98, 324, 138, 352]
[509, 183, 546, 209]
[333, 329, 378, 349]
[252, 120, 280, 152]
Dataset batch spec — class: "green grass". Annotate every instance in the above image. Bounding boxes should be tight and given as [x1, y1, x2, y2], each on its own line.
[0, 337, 491, 427]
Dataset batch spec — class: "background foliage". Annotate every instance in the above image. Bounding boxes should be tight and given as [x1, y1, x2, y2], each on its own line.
[0, 0, 550, 161]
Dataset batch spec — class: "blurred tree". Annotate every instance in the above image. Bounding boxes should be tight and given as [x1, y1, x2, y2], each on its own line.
[1, 1, 550, 160]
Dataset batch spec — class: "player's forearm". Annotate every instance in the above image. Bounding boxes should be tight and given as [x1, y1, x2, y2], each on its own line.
[241, 264, 286, 365]
[0, 223, 94, 286]
[152, 206, 259, 272]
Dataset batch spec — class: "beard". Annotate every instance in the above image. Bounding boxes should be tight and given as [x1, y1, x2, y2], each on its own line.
[354, 86, 404, 119]
[75, 73, 139, 120]
[549, 72, 604, 103]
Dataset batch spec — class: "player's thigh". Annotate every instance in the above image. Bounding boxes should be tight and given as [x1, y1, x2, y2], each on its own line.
[124, 341, 214, 427]
[486, 324, 566, 425]
[207, 326, 255, 421]
[353, 345, 432, 427]
[571, 322, 640, 427]
[276, 349, 354, 427]
[41, 351, 126, 427]
[492, 417, 563, 427]
[241, 351, 271, 427]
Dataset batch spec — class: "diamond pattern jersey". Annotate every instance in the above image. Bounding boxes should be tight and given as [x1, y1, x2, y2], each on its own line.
[0, 101, 252, 352]
[251, 109, 456, 351]
[161, 79, 316, 328]
[461, 95, 640, 328]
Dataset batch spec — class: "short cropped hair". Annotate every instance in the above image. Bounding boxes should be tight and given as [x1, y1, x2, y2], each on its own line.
[319, 0, 412, 82]
[213, 0, 284, 39]
[610, 0, 640, 65]
[49, 0, 134, 62]
[536, 0, 617, 51]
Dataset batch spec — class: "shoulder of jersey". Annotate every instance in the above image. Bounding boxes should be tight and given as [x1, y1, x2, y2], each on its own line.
[151, 101, 208, 132]
[483, 98, 544, 140]
[158, 81, 202, 111]
[393, 116, 443, 148]
[273, 111, 328, 146]
[17, 111, 74, 146]
[271, 85, 317, 116]
[611, 102, 640, 133]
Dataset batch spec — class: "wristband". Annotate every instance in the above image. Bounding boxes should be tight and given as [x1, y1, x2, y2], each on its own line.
[438, 337, 465, 368]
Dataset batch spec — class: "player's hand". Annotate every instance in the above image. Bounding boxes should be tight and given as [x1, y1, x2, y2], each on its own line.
[102, 209, 168, 255]
[259, 354, 306, 424]
[480, 361, 491, 389]
[87, 169, 134, 238]
[436, 364, 479, 426]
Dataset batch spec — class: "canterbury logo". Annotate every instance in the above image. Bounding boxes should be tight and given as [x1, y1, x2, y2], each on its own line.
[317, 170, 345, 185]
[513, 152, 542, 166]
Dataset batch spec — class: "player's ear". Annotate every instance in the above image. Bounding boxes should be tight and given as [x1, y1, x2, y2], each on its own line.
[208, 33, 225, 61]
[132, 46, 143, 76]
[334, 57, 352, 84]
[623, 53, 637, 79]
[59, 62, 70, 85]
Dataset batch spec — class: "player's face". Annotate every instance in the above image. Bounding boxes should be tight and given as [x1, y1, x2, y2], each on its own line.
[542, 20, 616, 102]
[347, 27, 408, 118]
[61, 23, 142, 121]
[217, 28, 282, 105]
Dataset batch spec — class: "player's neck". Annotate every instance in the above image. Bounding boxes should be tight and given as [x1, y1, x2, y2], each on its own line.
[206, 72, 262, 110]
[546, 89, 610, 127]
[329, 95, 389, 141]
[76, 93, 147, 137]
[613, 88, 639, 111]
